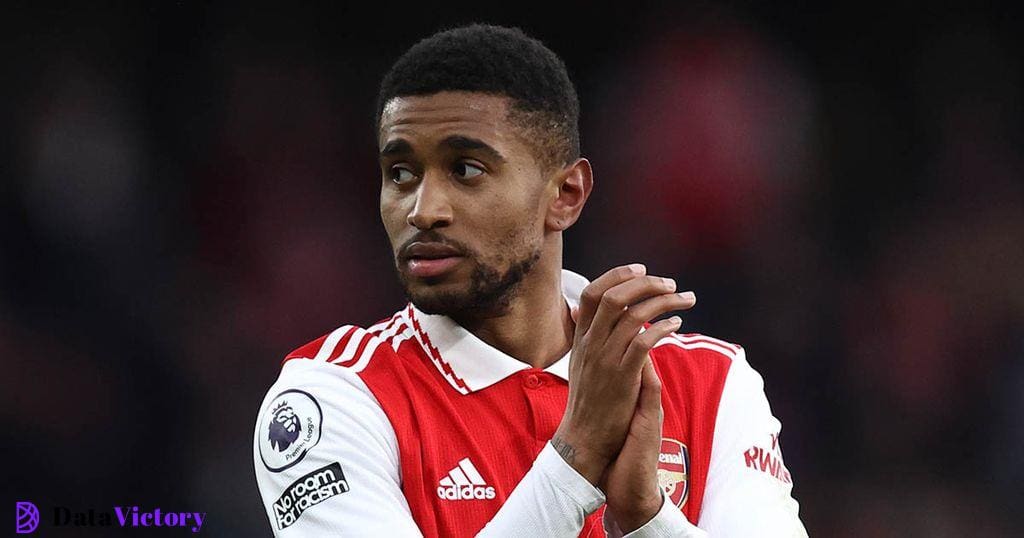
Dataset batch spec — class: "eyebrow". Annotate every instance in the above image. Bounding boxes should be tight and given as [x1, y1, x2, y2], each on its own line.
[439, 136, 507, 164]
[379, 136, 507, 165]
[380, 139, 413, 158]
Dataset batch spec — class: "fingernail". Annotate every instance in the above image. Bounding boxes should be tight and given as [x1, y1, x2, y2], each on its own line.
[662, 277, 676, 289]
[678, 291, 696, 302]
[628, 263, 646, 275]
[668, 315, 682, 325]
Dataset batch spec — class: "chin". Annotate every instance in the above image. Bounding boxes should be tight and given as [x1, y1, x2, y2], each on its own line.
[398, 275, 466, 312]
[408, 289, 474, 316]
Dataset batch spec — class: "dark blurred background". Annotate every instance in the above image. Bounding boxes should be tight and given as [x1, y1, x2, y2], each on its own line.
[3, 2, 1022, 536]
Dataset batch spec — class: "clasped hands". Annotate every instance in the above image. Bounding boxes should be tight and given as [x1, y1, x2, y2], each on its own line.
[552, 264, 696, 533]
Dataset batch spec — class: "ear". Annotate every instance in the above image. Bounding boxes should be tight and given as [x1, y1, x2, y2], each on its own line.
[545, 158, 593, 232]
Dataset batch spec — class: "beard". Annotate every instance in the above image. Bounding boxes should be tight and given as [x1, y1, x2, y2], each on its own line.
[396, 238, 542, 319]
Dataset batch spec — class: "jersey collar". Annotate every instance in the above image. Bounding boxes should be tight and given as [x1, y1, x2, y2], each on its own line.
[407, 268, 588, 394]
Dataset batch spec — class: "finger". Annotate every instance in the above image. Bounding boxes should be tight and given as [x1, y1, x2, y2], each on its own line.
[588, 275, 679, 348]
[603, 291, 695, 360]
[576, 264, 646, 337]
[637, 360, 664, 445]
[638, 360, 663, 416]
[621, 316, 681, 374]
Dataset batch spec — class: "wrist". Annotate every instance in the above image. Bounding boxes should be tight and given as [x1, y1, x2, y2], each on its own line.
[608, 491, 663, 534]
[550, 427, 610, 486]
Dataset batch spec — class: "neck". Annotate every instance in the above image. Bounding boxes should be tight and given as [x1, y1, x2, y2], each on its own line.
[453, 240, 573, 369]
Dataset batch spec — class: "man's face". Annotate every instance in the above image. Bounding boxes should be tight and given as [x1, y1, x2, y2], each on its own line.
[378, 91, 549, 318]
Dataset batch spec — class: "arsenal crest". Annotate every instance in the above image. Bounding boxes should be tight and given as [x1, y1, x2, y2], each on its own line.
[657, 438, 690, 508]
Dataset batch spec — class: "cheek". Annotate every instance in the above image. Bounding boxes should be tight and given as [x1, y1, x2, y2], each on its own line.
[484, 208, 541, 254]
[379, 193, 405, 235]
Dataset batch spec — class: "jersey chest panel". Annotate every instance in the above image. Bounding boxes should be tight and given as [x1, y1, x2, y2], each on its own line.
[358, 341, 727, 537]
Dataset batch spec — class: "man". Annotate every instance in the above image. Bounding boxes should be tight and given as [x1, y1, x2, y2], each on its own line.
[254, 23, 807, 537]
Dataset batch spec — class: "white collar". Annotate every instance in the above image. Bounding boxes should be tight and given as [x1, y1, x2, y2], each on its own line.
[406, 268, 589, 395]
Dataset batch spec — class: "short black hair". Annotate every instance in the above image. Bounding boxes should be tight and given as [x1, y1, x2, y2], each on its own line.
[375, 23, 580, 169]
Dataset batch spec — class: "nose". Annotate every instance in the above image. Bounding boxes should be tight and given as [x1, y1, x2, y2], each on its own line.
[407, 172, 453, 230]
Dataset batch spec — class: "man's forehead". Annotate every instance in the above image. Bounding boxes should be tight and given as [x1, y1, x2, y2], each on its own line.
[378, 92, 514, 145]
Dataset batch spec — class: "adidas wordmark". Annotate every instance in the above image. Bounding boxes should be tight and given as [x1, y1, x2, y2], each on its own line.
[437, 458, 496, 500]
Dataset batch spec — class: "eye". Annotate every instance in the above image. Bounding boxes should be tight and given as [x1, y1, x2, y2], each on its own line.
[390, 166, 417, 185]
[452, 162, 485, 181]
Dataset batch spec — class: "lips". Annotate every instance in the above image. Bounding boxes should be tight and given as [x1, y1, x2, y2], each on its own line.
[403, 242, 463, 260]
[402, 242, 464, 278]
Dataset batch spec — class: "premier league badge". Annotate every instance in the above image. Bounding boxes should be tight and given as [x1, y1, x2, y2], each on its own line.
[657, 438, 690, 508]
[269, 401, 302, 452]
[259, 389, 323, 472]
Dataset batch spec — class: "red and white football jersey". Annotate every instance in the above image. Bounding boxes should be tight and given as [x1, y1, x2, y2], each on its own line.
[254, 269, 807, 537]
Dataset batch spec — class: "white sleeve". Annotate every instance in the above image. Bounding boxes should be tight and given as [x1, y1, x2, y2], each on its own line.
[253, 359, 422, 536]
[479, 442, 606, 536]
[600, 490, 708, 538]
[254, 359, 610, 537]
[696, 349, 808, 537]
[601, 491, 708, 538]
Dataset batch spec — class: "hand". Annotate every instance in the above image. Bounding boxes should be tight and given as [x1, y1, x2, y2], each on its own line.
[551, 263, 695, 485]
[601, 360, 665, 533]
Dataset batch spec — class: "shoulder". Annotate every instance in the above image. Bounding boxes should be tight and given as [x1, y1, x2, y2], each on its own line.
[281, 325, 386, 373]
[650, 331, 777, 413]
[651, 331, 750, 382]
[254, 310, 410, 454]
[254, 316, 408, 476]
[279, 306, 414, 373]
[253, 319, 414, 534]
[655, 329, 745, 358]
[653, 332, 744, 360]
[260, 306, 422, 431]
[259, 319, 398, 438]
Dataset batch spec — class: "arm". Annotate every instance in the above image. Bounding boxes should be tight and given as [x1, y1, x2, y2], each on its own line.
[478, 442, 605, 536]
[253, 359, 422, 536]
[605, 493, 706, 538]
[254, 359, 603, 536]
[553, 264, 700, 537]
[602, 347, 807, 538]
[601, 361, 708, 538]
[494, 264, 704, 535]
[695, 348, 808, 537]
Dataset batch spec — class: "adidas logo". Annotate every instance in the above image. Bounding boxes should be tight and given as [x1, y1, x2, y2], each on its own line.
[436, 458, 496, 500]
